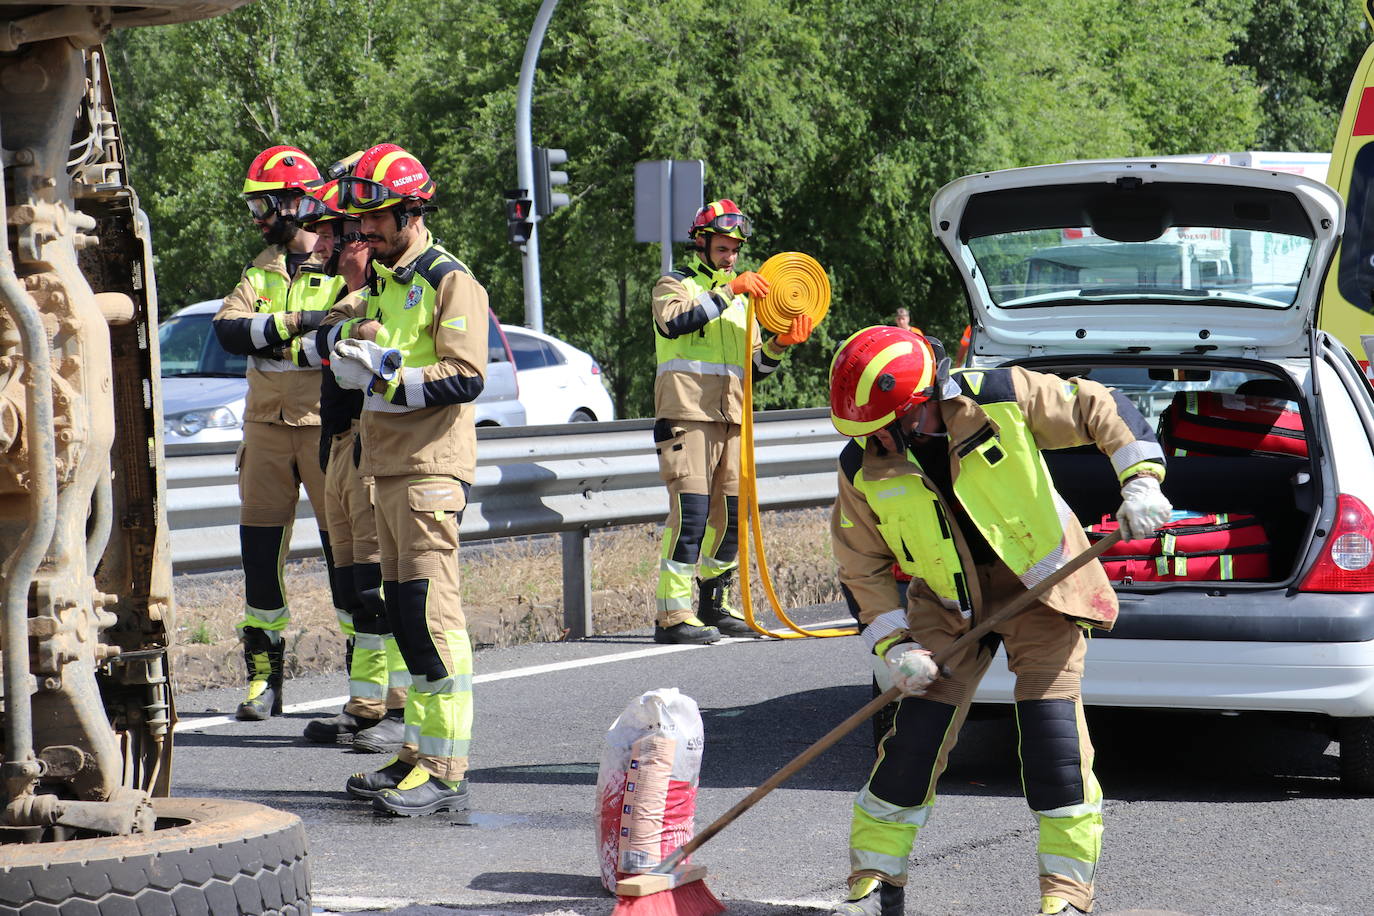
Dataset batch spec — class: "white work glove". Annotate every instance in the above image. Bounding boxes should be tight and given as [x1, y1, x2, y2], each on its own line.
[872, 640, 939, 696]
[1115, 474, 1172, 540]
[331, 339, 402, 391]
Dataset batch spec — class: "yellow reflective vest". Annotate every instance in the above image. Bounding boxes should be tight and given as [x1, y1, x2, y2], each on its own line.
[651, 257, 783, 424]
[214, 247, 332, 425]
[832, 366, 1167, 630]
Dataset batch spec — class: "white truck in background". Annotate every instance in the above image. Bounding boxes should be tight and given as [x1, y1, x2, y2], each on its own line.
[1014, 152, 1332, 304]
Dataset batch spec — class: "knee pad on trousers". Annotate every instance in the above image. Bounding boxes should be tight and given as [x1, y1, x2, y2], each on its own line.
[319, 528, 335, 571]
[669, 492, 710, 564]
[869, 697, 959, 808]
[842, 583, 863, 627]
[240, 525, 287, 612]
[388, 578, 450, 682]
[329, 563, 363, 618]
[353, 562, 386, 635]
[1016, 698, 1086, 812]
[714, 494, 739, 563]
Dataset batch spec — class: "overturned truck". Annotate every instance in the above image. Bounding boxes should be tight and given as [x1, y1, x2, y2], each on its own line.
[0, 3, 309, 913]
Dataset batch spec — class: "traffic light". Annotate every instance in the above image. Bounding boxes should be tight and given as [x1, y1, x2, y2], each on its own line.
[504, 188, 532, 246]
[533, 146, 570, 217]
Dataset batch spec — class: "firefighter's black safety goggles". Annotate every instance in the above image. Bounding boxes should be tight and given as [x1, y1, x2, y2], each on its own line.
[337, 176, 404, 212]
[295, 194, 344, 226]
[244, 191, 302, 220]
[694, 211, 753, 238]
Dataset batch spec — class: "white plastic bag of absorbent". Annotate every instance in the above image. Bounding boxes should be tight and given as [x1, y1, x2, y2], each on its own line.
[595, 687, 706, 893]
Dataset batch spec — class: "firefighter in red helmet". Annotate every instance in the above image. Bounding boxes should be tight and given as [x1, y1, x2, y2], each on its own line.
[213, 145, 341, 722]
[650, 198, 814, 644]
[293, 175, 410, 755]
[318, 143, 486, 817]
[826, 326, 1172, 916]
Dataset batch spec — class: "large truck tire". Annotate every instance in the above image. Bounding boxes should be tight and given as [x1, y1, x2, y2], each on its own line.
[0, 797, 309, 916]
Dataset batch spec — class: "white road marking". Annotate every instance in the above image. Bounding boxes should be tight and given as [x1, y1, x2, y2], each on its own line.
[174, 617, 857, 733]
[312, 895, 415, 912]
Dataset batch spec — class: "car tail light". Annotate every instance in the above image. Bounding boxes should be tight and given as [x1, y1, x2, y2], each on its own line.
[1299, 494, 1374, 592]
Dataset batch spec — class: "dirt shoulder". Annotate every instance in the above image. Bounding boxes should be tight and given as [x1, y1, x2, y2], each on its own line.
[169, 511, 839, 693]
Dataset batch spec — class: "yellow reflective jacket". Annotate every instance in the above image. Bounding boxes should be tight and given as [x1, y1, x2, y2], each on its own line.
[321, 230, 489, 482]
[213, 247, 333, 425]
[651, 256, 786, 423]
[831, 366, 1166, 631]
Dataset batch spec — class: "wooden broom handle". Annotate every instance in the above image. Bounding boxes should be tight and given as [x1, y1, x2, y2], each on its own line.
[653, 528, 1124, 874]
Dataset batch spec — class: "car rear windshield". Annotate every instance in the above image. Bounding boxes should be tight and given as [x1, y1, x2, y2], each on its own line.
[967, 226, 1313, 309]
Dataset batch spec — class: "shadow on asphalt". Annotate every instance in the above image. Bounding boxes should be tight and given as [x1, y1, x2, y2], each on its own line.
[173, 692, 1349, 809]
[688, 685, 1347, 803]
[467, 762, 600, 786]
[169, 730, 314, 749]
[1089, 706, 1344, 801]
[469, 871, 605, 897]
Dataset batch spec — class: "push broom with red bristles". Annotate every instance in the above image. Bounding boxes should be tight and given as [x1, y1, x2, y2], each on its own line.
[610, 529, 1123, 916]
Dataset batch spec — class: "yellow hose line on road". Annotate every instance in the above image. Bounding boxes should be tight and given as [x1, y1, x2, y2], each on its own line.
[737, 254, 855, 639]
[754, 251, 832, 334]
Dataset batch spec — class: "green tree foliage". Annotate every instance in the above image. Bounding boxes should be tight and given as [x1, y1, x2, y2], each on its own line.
[110, 0, 441, 305]
[1232, 0, 1368, 151]
[113, 0, 1300, 419]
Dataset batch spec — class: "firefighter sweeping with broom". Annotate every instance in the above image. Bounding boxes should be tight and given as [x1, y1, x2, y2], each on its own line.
[826, 326, 1172, 916]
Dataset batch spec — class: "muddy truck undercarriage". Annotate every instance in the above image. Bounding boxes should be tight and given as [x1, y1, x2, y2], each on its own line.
[0, 3, 310, 914]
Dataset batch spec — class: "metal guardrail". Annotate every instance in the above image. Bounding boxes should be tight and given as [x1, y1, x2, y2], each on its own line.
[165, 409, 846, 637]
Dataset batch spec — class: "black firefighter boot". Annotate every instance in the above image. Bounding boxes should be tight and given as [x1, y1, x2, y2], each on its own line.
[302, 637, 377, 742]
[830, 878, 905, 916]
[236, 627, 285, 721]
[697, 572, 756, 638]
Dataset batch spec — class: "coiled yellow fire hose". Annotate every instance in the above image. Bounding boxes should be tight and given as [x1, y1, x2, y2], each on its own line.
[738, 252, 856, 639]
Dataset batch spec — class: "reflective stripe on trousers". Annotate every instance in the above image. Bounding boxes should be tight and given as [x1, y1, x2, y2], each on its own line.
[385, 635, 410, 709]
[849, 788, 934, 879]
[1034, 772, 1103, 903]
[349, 632, 387, 703]
[656, 557, 695, 617]
[400, 628, 474, 781]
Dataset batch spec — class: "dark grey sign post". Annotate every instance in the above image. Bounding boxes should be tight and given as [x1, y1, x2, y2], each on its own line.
[634, 160, 705, 275]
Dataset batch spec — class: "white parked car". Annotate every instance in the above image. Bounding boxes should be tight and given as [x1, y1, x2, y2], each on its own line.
[931, 159, 1374, 792]
[501, 324, 616, 424]
[159, 300, 528, 443]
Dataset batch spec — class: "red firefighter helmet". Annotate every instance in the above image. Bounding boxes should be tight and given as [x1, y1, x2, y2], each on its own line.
[689, 199, 752, 242]
[829, 326, 940, 437]
[242, 145, 320, 194]
[295, 179, 346, 227]
[339, 143, 435, 213]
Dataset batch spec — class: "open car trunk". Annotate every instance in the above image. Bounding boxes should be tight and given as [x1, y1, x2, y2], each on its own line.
[1004, 357, 1326, 636]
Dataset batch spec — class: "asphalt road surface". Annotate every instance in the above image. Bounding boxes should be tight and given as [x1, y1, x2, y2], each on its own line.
[170, 603, 1372, 916]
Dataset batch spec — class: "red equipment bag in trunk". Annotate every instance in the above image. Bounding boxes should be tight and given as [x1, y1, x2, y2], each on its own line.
[1086, 512, 1271, 583]
[1158, 391, 1307, 458]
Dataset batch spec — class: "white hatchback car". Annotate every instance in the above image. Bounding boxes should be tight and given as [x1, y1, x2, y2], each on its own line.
[501, 324, 616, 424]
[158, 300, 528, 444]
[931, 159, 1374, 793]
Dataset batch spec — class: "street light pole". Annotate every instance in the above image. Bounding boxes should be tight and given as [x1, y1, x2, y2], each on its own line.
[515, 0, 561, 333]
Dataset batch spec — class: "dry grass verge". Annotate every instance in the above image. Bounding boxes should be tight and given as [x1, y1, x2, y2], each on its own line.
[169, 508, 838, 692]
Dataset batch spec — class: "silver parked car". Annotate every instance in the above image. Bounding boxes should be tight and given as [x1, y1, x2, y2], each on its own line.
[932, 159, 1374, 792]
